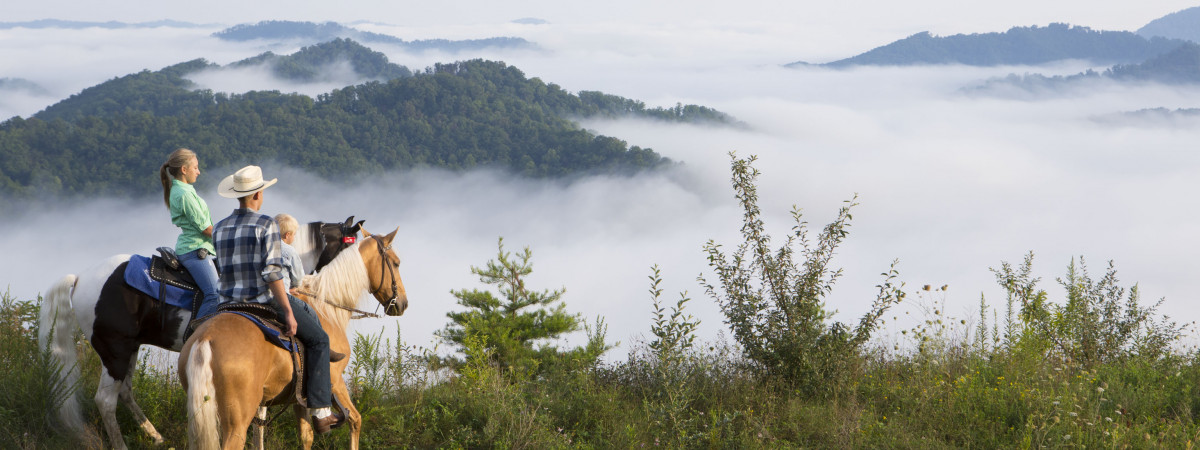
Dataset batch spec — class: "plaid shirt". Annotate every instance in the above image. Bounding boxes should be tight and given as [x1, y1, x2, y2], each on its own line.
[213, 208, 284, 304]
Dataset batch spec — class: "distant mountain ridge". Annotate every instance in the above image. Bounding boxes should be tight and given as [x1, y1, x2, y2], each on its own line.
[0, 19, 213, 29]
[214, 20, 536, 53]
[1138, 6, 1200, 43]
[35, 39, 412, 122]
[0, 41, 738, 197]
[795, 23, 1187, 68]
[970, 42, 1200, 93]
[228, 38, 412, 82]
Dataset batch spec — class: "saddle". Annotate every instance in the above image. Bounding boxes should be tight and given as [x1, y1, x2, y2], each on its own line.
[122, 247, 203, 312]
[215, 302, 310, 408]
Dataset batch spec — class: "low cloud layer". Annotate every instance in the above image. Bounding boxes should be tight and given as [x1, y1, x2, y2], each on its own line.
[5, 14, 1200, 359]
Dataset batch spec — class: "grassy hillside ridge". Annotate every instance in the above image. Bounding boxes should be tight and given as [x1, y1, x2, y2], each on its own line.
[5, 156, 1196, 447]
[795, 23, 1187, 68]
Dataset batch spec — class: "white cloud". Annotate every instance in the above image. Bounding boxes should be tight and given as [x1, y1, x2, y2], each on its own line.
[5, 9, 1200, 362]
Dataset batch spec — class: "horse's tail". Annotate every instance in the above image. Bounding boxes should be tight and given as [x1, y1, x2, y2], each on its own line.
[37, 274, 87, 436]
[186, 340, 220, 449]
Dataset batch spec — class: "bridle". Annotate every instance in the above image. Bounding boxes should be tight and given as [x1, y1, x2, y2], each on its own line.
[369, 235, 403, 316]
[297, 234, 402, 320]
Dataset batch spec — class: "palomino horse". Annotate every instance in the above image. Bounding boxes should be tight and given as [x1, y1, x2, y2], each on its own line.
[181, 227, 408, 450]
[37, 216, 364, 450]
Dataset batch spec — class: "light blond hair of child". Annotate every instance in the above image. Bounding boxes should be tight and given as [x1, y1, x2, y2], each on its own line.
[275, 213, 299, 239]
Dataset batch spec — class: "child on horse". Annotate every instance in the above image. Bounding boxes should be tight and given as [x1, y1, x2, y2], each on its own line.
[275, 213, 305, 295]
[160, 148, 221, 319]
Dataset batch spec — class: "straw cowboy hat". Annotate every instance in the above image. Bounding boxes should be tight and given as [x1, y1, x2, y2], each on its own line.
[217, 165, 278, 198]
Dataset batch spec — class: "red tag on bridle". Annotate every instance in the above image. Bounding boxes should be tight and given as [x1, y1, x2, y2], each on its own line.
[342, 236, 356, 244]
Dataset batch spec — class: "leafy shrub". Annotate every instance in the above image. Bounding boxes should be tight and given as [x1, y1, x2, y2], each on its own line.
[992, 252, 1186, 366]
[699, 153, 904, 396]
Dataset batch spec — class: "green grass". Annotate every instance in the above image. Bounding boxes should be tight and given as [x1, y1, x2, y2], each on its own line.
[7, 286, 1200, 449]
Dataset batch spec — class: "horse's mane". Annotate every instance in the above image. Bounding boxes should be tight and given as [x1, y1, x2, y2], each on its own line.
[299, 239, 369, 329]
[291, 221, 324, 273]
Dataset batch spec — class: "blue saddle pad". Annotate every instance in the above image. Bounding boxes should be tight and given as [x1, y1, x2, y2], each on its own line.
[123, 255, 198, 311]
[225, 311, 298, 352]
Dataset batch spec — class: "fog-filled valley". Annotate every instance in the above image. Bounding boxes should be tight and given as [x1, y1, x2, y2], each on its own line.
[13, 2, 1200, 447]
[5, 5, 1200, 360]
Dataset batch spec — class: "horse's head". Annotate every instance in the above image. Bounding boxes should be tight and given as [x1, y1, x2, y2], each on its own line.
[314, 216, 365, 273]
[359, 226, 408, 316]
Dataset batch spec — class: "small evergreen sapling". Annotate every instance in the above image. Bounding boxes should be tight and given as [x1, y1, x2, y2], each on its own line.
[436, 238, 610, 377]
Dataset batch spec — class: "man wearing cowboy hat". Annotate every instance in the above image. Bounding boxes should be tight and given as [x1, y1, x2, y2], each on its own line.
[212, 165, 344, 434]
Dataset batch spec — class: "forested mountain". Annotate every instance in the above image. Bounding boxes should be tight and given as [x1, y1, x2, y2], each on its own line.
[1108, 42, 1200, 83]
[0, 53, 738, 198]
[228, 38, 412, 82]
[34, 40, 410, 122]
[795, 23, 1187, 68]
[1093, 107, 1200, 127]
[214, 20, 535, 52]
[970, 43, 1200, 93]
[1138, 7, 1200, 44]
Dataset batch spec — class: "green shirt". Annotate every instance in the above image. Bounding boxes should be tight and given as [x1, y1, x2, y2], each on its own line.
[169, 178, 216, 255]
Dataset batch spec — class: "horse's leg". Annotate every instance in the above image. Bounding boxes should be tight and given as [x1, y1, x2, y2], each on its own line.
[89, 265, 144, 450]
[216, 394, 258, 450]
[251, 407, 267, 450]
[332, 383, 363, 450]
[117, 353, 165, 445]
[217, 398, 256, 450]
[294, 404, 315, 450]
[94, 367, 128, 450]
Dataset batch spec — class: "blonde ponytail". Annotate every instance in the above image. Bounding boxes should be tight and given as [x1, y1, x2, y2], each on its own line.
[161, 148, 197, 208]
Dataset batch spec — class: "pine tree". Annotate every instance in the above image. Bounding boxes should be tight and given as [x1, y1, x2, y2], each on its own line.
[437, 238, 610, 376]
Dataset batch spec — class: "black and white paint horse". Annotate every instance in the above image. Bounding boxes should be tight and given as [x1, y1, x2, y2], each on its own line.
[38, 216, 364, 449]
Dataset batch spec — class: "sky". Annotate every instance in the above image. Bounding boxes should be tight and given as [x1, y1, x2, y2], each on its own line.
[3, 1, 1200, 361]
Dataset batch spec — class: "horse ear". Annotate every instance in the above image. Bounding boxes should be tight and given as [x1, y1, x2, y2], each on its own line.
[353, 220, 365, 233]
[343, 216, 355, 227]
[383, 226, 399, 244]
[360, 226, 373, 237]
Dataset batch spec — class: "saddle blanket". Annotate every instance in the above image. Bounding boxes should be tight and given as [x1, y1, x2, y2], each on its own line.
[225, 311, 299, 353]
[123, 255, 198, 311]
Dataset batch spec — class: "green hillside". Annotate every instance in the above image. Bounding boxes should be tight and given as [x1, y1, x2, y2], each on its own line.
[0, 41, 741, 199]
[227, 38, 413, 82]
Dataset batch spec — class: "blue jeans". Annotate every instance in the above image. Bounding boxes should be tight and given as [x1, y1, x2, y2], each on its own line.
[270, 295, 332, 408]
[179, 249, 220, 319]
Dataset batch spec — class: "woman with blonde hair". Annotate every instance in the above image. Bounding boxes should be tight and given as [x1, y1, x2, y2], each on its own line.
[161, 148, 220, 319]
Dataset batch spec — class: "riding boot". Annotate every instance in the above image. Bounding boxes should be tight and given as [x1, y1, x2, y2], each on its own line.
[329, 350, 346, 362]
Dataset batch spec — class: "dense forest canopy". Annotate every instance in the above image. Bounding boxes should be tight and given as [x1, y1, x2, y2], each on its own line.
[797, 23, 1188, 68]
[0, 40, 739, 199]
[227, 38, 413, 82]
